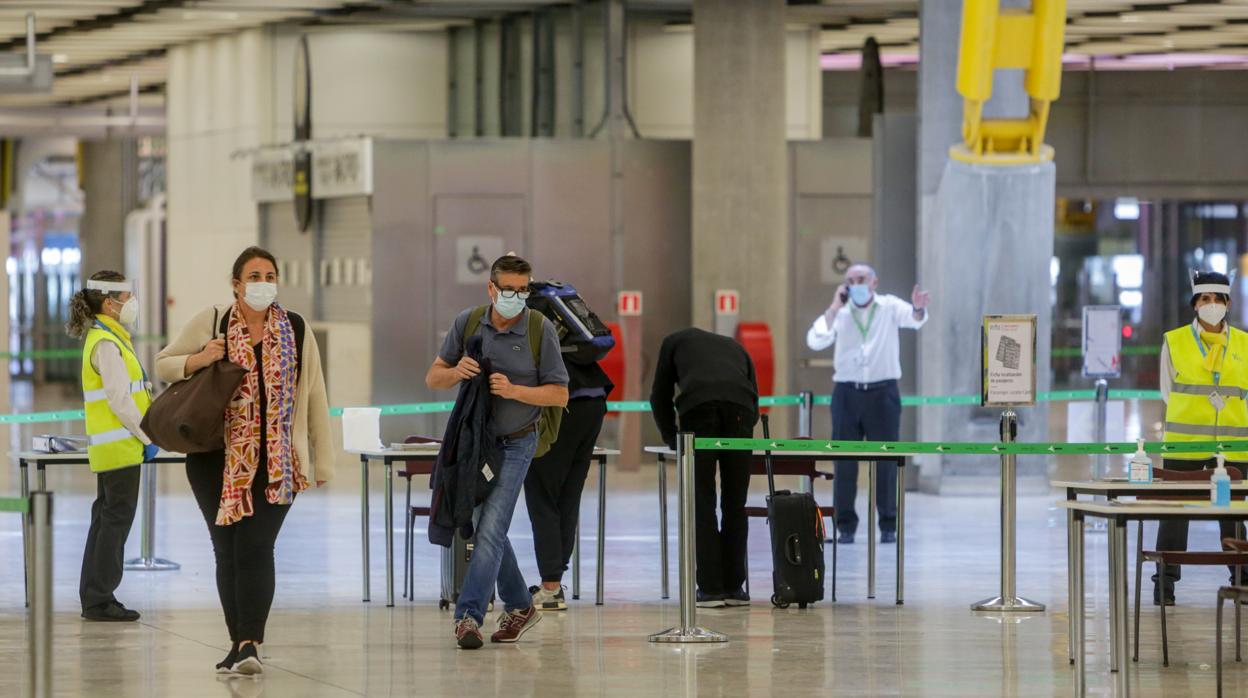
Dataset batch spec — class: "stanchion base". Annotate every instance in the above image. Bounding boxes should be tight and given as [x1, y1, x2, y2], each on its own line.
[124, 557, 181, 572]
[648, 626, 729, 643]
[971, 596, 1046, 613]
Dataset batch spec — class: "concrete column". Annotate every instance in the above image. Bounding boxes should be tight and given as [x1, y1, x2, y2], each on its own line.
[79, 138, 138, 275]
[692, 0, 789, 394]
[916, 0, 1054, 493]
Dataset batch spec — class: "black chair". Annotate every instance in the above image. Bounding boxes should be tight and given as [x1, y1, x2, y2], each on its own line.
[398, 436, 438, 600]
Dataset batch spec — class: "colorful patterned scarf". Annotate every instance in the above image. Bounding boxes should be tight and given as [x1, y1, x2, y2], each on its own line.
[217, 302, 307, 526]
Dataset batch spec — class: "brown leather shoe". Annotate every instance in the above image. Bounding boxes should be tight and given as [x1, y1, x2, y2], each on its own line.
[490, 606, 541, 643]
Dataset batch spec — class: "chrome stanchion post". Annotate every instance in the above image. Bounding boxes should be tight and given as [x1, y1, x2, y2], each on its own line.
[972, 410, 1045, 613]
[124, 462, 180, 571]
[29, 491, 52, 698]
[798, 391, 813, 439]
[572, 525, 581, 600]
[1088, 379, 1110, 532]
[659, 454, 670, 599]
[649, 432, 727, 643]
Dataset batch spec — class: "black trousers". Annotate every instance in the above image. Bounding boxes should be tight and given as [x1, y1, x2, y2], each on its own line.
[679, 401, 757, 596]
[1152, 457, 1247, 587]
[186, 452, 292, 643]
[79, 465, 141, 611]
[831, 380, 901, 535]
[524, 397, 608, 583]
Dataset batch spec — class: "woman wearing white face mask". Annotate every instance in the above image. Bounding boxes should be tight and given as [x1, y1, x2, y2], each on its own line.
[67, 270, 156, 622]
[156, 246, 336, 676]
[1153, 269, 1248, 605]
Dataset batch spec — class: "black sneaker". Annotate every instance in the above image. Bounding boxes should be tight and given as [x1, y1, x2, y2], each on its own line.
[82, 601, 140, 622]
[695, 591, 726, 608]
[837, 531, 855, 545]
[216, 644, 240, 675]
[1153, 586, 1176, 607]
[881, 531, 897, 544]
[724, 588, 751, 607]
[231, 643, 263, 676]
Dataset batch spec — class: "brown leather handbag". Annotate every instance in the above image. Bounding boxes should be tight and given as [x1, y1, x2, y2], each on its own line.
[140, 307, 246, 454]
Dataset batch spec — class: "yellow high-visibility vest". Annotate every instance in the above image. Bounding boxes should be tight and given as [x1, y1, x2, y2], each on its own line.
[81, 317, 151, 472]
[1162, 322, 1248, 462]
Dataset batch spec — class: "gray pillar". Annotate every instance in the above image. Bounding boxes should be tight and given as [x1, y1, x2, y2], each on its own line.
[79, 138, 138, 275]
[916, 0, 1054, 493]
[692, 0, 789, 394]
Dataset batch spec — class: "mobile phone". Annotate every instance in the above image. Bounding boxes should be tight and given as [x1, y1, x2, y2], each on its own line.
[839, 289, 848, 303]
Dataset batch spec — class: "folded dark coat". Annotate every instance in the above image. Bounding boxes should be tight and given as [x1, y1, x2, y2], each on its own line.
[428, 335, 502, 547]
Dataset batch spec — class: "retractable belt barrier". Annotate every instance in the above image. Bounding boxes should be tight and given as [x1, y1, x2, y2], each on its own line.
[693, 437, 1248, 457]
[0, 390, 1169, 425]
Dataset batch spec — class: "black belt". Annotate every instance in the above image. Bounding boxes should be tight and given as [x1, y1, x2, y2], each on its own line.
[839, 379, 898, 391]
[502, 423, 537, 440]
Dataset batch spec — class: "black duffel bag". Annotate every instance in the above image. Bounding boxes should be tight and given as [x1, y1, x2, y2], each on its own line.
[140, 307, 246, 454]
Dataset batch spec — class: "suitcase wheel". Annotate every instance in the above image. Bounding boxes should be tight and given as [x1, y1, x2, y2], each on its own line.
[771, 594, 789, 609]
[439, 599, 450, 610]
[798, 602, 809, 610]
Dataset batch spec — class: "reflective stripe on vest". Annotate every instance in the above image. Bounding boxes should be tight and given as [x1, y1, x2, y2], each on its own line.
[1162, 324, 1248, 461]
[89, 427, 135, 447]
[83, 379, 147, 404]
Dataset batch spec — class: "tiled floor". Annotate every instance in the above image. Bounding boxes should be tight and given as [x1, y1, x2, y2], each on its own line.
[1, 458, 1246, 697]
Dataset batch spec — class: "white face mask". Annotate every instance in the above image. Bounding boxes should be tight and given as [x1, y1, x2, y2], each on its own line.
[243, 282, 278, 312]
[1199, 302, 1228, 327]
[118, 296, 139, 326]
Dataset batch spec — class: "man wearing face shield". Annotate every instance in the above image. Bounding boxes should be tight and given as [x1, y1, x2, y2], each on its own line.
[66, 271, 156, 622]
[1153, 269, 1248, 605]
[806, 264, 930, 545]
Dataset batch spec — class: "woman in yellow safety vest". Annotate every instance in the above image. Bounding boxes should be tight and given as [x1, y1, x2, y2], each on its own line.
[1154, 269, 1248, 605]
[66, 270, 157, 622]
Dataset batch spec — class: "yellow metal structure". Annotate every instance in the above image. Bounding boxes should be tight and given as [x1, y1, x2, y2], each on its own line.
[951, 0, 1066, 164]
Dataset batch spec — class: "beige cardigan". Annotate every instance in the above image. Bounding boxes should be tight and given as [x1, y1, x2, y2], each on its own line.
[155, 305, 337, 484]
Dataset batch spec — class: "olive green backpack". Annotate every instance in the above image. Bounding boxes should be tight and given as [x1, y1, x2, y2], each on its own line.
[464, 305, 563, 457]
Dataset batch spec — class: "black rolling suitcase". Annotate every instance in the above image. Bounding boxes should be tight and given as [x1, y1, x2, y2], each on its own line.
[762, 414, 827, 608]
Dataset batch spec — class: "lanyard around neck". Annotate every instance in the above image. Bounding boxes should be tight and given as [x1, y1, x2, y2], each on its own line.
[1191, 322, 1227, 385]
[94, 320, 148, 383]
[851, 303, 877, 341]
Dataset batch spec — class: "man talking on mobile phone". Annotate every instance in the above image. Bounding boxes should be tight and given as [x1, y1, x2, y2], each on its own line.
[805, 264, 930, 545]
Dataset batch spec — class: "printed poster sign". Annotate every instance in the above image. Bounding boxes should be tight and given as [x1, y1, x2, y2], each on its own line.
[982, 314, 1038, 407]
[1082, 305, 1122, 379]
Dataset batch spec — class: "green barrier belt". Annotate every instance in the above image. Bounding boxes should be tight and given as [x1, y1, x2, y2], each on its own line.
[1051, 345, 1162, 359]
[0, 389, 1173, 426]
[0, 409, 86, 425]
[694, 437, 1248, 456]
[0, 335, 168, 360]
[0, 497, 29, 513]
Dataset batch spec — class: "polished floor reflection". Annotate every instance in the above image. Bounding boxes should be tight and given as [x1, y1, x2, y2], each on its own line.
[1, 455, 1246, 697]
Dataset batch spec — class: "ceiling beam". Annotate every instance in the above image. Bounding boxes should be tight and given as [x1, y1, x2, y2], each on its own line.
[0, 0, 190, 51]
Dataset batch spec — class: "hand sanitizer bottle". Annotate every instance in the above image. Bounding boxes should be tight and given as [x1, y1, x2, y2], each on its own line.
[1128, 439, 1153, 484]
[1212, 454, 1232, 508]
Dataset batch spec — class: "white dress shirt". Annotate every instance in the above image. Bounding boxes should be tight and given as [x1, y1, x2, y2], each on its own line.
[806, 293, 927, 384]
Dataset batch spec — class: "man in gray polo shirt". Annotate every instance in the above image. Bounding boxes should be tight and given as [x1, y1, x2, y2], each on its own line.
[426, 254, 569, 650]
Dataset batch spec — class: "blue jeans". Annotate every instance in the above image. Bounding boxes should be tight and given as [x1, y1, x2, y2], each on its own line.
[455, 432, 537, 625]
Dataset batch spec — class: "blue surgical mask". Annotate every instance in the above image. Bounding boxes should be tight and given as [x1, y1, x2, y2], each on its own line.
[494, 293, 527, 320]
[848, 284, 872, 306]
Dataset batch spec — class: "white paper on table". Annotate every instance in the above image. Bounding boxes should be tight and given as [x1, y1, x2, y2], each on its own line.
[342, 407, 383, 452]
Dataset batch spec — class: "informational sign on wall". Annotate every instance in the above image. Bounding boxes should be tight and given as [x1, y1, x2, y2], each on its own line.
[982, 314, 1038, 407]
[455, 236, 503, 285]
[1082, 305, 1122, 379]
[617, 291, 643, 317]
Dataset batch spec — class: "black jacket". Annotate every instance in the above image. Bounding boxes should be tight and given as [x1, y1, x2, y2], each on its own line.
[649, 328, 759, 448]
[428, 335, 502, 547]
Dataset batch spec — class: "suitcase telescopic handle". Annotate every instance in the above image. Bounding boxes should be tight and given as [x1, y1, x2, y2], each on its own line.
[761, 413, 776, 497]
[785, 534, 803, 565]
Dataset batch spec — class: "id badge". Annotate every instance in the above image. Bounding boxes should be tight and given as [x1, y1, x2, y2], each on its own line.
[1210, 391, 1227, 412]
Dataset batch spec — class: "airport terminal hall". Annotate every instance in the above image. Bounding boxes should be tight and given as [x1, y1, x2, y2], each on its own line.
[15, 0, 1248, 696]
